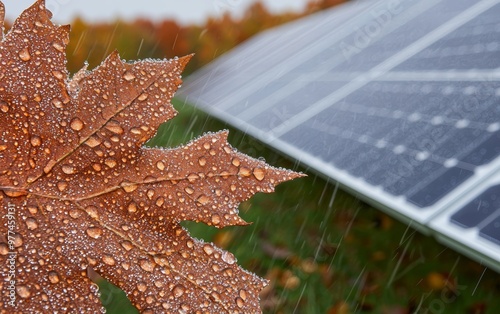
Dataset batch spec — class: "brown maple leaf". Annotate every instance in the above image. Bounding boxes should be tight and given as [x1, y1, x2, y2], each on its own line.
[0, 1, 302, 313]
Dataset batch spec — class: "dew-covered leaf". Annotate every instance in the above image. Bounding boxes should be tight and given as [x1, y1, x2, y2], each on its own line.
[0, 1, 303, 313]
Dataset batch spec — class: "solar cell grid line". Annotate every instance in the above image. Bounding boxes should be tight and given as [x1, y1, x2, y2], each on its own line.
[182, 3, 371, 111]
[280, 100, 475, 202]
[300, 80, 498, 197]
[335, 81, 500, 153]
[195, 0, 402, 112]
[330, 1, 460, 73]
[376, 70, 500, 81]
[395, 4, 500, 71]
[181, 0, 430, 118]
[220, 0, 439, 118]
[271, 0, 499, 139]
[232, 0, 432, 120]
[273, 126, 442, 223]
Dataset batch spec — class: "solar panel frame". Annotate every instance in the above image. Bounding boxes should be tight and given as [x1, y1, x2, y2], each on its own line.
[431, 170, 500, 272]
[178, 0, 500, 272]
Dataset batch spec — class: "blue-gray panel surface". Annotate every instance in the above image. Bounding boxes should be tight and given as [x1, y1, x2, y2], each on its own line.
[178, 0, 500, 271]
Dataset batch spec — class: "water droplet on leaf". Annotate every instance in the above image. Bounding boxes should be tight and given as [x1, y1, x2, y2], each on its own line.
[253, 168, 266, 181]
[86, 227, 103, 239]
[13, 234, 23, 247]
[19, 48, 31, 61]
[198, 157, 207, 166]
[238, 167, 251, 177]
[70, 118, 84, 131]
[140, 259, 155, 272]
[156, 161, 165, 170]
[123, 71, 136, 81]
[211, 215, 221, 225]
[222, 251, 236, 265]
[117, 241, 132, 253]
[236, 297, 245, 308]
[25, 218, 38, 230]
[30, 136, 42, 147]
[16, 286, 31, 298]
[62, 165, 76, 175]
[0, 243, 9, 255]
[103, 255, 116, 266]
[203, 244, 214, 255]
[173, 285, 185, 297]
[48, 271, 60, 284]
[197, 195, 210, 206]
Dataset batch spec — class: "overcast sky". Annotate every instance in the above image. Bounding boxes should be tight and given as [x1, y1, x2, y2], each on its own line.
[3, 0, 311, 25]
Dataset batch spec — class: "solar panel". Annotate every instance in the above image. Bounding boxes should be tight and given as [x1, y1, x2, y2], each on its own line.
[177, 0, 500, 272]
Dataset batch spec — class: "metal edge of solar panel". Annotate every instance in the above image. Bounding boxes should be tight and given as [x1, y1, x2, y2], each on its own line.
[431, 171, 500, 273]
[178, 0, 500, 272]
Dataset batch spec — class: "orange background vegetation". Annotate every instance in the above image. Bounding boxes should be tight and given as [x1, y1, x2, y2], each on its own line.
[64, 0, 346, 75]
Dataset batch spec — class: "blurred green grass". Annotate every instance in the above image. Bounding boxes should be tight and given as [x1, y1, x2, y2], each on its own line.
[96, 99, 500, 313]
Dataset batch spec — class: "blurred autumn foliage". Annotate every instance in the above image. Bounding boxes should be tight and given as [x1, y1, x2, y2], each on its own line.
[63, 0, 346, 75]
